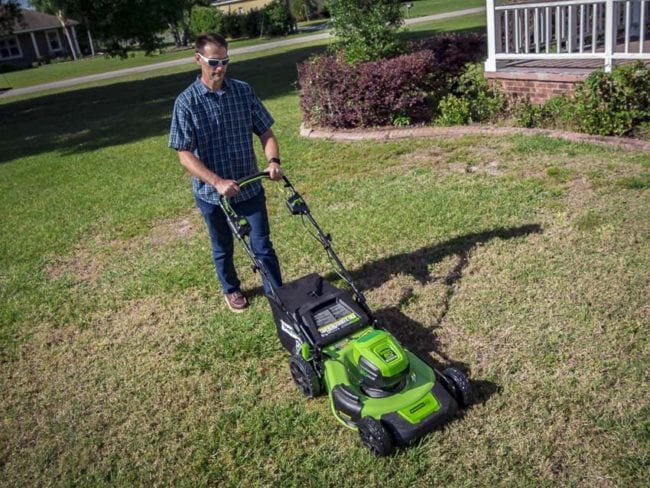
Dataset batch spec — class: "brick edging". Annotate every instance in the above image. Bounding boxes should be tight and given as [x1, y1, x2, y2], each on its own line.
[299, 124, 650, 153]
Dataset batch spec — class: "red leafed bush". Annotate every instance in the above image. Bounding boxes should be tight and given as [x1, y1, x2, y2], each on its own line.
[298, 33, 486, 128]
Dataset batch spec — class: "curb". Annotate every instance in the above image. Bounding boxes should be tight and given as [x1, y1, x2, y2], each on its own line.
[299, 124, 650, 153]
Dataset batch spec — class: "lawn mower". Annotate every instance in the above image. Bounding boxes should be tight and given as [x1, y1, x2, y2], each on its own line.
[219, 171, 472, 456]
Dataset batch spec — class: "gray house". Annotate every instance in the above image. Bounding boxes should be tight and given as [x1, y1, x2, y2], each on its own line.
[0, 9, 81, 69]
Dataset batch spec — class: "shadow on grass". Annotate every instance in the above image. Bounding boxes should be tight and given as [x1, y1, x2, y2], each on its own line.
[248, 223, 541, 403]
[0, 44, 326, 164]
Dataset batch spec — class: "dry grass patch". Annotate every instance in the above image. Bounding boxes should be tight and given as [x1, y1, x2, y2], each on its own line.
[45, 212, 201, 286]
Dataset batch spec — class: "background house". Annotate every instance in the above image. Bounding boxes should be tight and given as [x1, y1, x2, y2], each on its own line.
[0, 8, 80, 69]
[212, 0, 275, 13]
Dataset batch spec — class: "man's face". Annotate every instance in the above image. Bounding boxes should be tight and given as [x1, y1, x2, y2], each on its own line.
[196, 42, 229, 85]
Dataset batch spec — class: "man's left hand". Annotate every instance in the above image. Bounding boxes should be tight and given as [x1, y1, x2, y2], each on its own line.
[266, 162, 283, 180]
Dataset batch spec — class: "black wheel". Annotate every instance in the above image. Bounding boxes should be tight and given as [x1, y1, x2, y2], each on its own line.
[289, 356, 321, 398]
[442, 367, 473, 408]
[358, 417, 393, 457]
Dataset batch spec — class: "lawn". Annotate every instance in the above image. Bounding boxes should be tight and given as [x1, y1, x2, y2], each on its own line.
[1, 12, 649, 488]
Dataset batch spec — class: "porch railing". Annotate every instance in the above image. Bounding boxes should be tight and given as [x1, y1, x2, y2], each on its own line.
[485, 0, 650, 71]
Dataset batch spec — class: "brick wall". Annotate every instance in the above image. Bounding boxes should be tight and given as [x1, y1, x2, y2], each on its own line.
[485, 71, 587, 104]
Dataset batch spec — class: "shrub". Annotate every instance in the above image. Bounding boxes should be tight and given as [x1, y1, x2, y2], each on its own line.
[221, 12, 244, 39]
[190, 6, 223, 37]
[327, 0, 403, 63]
[437, 63, 505, 123]
[437, 95, 472, 125]
[299, 50, 436, 127]
[262, 0, 295, 36]
[298, 33, 487, 128]
[572, 61, 650, 136]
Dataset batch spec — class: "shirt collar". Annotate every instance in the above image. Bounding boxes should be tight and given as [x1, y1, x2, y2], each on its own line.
[195, 76, 229, 95]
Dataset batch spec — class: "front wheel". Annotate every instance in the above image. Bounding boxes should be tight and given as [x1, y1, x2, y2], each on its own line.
[442, 367, 473, 408]
[358, 417, 393, 457]
[289, 356, 321, 398]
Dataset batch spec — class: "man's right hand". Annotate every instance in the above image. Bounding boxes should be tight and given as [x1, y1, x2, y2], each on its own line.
[214, 178, 240, 198]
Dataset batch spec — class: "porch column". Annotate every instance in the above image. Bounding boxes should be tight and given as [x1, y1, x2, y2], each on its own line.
[29, 32, 41, 59]
[71, 25, 81, 57]
[485, 0, 498, 71]
[604, 0, 614, 71]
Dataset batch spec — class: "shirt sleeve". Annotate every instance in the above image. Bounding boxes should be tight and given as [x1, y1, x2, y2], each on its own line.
[249, 89, 274, 136]
[168, 97, 196, 152]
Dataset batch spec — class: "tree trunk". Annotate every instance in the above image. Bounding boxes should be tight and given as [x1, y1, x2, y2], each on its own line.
[168, 22, 181, 48]
[56, 10, 78, 60]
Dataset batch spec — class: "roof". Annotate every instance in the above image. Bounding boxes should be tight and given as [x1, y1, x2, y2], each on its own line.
[12, 8, 79, 34]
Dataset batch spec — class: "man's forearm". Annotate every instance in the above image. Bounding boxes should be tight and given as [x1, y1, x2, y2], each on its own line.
[177, 150, 221, 187]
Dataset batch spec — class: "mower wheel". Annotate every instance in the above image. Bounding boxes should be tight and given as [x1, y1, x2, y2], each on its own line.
[358, 417, 393, 457]
[289, 356, 321, 398]
[442, 367, 473, 408]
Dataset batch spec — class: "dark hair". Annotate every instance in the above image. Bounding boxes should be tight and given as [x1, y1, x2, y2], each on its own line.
[195, 33, 228, 52]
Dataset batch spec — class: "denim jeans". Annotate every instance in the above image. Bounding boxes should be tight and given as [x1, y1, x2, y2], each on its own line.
[195, 191, 282, 295]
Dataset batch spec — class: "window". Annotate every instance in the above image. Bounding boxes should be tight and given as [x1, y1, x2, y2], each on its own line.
[46, 30, 62, 53]
[0, 36, 22, 60]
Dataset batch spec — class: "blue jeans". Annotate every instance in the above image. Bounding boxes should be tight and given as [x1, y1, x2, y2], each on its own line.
[195, 191, 282, 295]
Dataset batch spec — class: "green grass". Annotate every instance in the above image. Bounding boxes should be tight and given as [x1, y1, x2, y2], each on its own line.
[1, 14, 649, 488]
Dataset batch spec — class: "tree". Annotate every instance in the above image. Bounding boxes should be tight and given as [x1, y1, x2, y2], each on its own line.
[326, 0, 403, 63]
[290, 0, 317, 22]
[0, 0, 22, 36]
[30, 0, 193, 57]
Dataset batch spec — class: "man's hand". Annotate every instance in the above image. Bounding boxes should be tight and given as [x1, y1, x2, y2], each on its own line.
[214, 178, 240, 198]
[266, 161, 283, 180]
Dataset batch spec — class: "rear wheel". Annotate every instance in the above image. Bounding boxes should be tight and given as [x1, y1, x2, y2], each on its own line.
[289, 356, 321, 398]
[442, 367, 473, 408]
[358, 417, 393, 457]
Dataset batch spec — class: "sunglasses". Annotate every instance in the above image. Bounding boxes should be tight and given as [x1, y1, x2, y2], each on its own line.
[197, 52, 230, 67]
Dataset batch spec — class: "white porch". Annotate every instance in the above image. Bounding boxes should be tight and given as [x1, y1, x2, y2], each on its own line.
[485, 0, 650, 73]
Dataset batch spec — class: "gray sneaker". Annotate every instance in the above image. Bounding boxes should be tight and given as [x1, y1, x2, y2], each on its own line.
[224, 291, 248, 313]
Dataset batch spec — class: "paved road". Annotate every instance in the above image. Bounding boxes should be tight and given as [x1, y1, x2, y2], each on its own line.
[0, 7, 485, 98]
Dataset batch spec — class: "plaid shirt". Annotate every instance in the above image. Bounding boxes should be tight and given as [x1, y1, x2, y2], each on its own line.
[169, 77, 274, 204]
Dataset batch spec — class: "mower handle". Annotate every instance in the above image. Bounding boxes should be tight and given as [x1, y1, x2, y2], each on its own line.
[236, 170, 294, 192]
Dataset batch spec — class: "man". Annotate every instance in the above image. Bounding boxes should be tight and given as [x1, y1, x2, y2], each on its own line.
[169, 32, 283, 313]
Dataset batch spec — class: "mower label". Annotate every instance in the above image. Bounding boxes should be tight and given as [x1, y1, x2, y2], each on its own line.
[318, 312, 359, 336]
[280, 320, 300, 341]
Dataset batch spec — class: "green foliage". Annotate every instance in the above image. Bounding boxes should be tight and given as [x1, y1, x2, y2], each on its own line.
[189, 6, 223, 36]
[0, 0, 22, 36]
[262, 0, 295, 36]
[436, 63, 505, 124]
[290, 0, 318, 21]
[572, 61, 650, 136]
[327, 0, 403, 63]
[390, 113, 411, 127]
[437, 95, 471, 125]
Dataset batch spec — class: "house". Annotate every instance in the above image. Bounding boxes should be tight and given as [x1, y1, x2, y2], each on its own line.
[484, 0, 650, 103]
[0, 9, 81, 69]
[212, 0, 275, 14]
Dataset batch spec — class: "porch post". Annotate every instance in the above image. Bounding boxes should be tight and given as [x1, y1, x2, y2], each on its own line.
[71, 25, 81, 57]
[29, 32, 41, 59]
[604, 0, 614, 71]
[485, 0, 498, 71]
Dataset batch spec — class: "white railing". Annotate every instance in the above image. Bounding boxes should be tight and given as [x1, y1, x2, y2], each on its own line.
[485, 0, 650, 71]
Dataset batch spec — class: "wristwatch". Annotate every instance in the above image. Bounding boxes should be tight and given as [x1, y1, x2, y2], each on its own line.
[268, 157, 281, 165]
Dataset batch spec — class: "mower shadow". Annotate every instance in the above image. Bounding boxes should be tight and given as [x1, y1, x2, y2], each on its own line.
[250, 223, 540, 404]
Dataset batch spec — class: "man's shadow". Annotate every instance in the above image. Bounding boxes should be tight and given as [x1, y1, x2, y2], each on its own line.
[254, 223, 543, 405]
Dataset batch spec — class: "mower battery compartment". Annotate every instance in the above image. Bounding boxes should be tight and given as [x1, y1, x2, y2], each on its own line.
[269, 273, 369, 351]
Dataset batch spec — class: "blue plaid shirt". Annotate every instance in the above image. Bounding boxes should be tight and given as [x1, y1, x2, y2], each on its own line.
[169, 77, 274, 204]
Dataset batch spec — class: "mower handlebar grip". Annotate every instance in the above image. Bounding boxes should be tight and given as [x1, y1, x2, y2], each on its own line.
[236, 171, 270, 187]
[236, 171, 293, 190]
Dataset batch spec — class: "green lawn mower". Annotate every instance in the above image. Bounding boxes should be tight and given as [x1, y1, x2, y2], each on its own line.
[220, 172, 473, 456]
